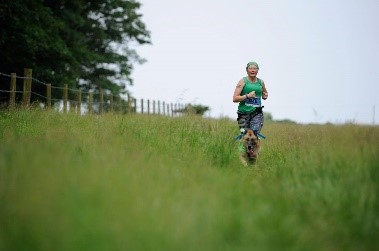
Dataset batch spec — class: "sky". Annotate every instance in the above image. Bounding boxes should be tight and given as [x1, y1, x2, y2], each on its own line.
[130, 0, 379, 125]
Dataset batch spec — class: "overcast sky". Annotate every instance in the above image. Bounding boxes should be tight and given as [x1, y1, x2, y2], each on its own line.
[130, 0, 379, 125]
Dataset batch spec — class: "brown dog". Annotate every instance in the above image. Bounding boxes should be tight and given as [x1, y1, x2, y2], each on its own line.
[240, 129, 260, 165]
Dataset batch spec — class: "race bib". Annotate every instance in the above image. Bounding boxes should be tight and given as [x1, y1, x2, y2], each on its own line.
[245, 97, 261, 107]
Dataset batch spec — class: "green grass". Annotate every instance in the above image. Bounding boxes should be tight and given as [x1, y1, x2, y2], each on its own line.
[0, 109, 378, 251]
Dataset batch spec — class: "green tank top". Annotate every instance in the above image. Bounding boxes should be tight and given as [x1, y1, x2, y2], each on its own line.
[237, 77, 263, 113]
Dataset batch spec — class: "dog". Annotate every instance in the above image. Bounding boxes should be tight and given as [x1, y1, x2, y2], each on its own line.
[239, 129, 260, 166]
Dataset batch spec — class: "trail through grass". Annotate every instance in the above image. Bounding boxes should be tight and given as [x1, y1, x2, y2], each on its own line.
[0, 110, 378, 251]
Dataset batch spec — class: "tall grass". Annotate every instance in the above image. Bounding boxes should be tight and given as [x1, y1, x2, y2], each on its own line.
[0, 110, 378, 251]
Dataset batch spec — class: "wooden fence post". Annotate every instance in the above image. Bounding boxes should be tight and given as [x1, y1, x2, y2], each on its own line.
[63, 84, 68, 113]
[127, 94, 131, 113]
[77, 90, 81, 114]
[9, 73, 16, 109]
[153, 100, 156, 115]
[133, 98, 137, 113]
[99, 89, 104, 114]
[109, 93, 113, 113]
[118, 95, 122, 113]
[140, 98, 144, 114]
[88, 92, 93, 114]
[26, 68, 32, 107]
[22, 68, 32, 107]
[162, 102, 166, 116]
[147, 99, 150, 115]
[46, 83, 51, 109]
[158, 101, 161, 115]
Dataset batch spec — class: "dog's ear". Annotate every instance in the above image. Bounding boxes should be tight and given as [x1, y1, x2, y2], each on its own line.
[243, 129, 260, 142]
[246, 129, 259, 141]
[246, 129, 254, 137]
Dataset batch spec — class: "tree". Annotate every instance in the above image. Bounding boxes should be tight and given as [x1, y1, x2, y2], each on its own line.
[0, 0, 150, 102]
[175, 104, 210, 116]
[264, 112, 273, 121]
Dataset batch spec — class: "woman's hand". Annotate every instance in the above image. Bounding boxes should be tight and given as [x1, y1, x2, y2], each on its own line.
[262, 92, 268, 100]
[246, 91, 256, 98]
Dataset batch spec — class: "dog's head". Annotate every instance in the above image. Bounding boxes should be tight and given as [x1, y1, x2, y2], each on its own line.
[242, 129, 259, 159]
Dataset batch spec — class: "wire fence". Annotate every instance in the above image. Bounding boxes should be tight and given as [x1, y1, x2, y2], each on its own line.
[0, 69, 185, 116]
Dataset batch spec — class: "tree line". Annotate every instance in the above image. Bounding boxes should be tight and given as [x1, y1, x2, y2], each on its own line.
[0, 0, 151, 103]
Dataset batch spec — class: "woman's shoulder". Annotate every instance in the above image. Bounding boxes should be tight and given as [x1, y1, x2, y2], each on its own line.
[238, 78, 246, 85]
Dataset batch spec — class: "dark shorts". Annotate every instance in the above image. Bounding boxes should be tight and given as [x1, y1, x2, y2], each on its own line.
[237, 108, 264, 134]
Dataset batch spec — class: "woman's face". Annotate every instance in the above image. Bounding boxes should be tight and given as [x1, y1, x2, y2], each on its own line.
[247, 65, 259, 77]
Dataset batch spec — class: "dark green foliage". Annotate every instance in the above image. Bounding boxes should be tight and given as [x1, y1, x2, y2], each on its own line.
[0, 0, 150, 100]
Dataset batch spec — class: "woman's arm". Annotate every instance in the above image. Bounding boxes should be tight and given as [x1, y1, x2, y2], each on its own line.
[233, 79, 256, 103]
[262, 80, 268, 100]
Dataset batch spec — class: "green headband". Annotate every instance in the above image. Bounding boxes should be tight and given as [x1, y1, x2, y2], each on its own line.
[246, 61, 259, 70]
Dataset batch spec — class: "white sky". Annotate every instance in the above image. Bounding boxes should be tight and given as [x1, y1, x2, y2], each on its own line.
[130, 0, 379, 125]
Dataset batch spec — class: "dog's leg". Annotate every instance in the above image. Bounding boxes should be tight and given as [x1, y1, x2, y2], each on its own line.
[249, 157, 257, 165]
[240, 154, 248, 166]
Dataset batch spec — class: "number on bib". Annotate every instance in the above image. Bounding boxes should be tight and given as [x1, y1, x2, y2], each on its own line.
[245, 97, 261, 107]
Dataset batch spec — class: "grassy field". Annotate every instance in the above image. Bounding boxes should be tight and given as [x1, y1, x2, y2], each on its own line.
[0, 110, 378, 251]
